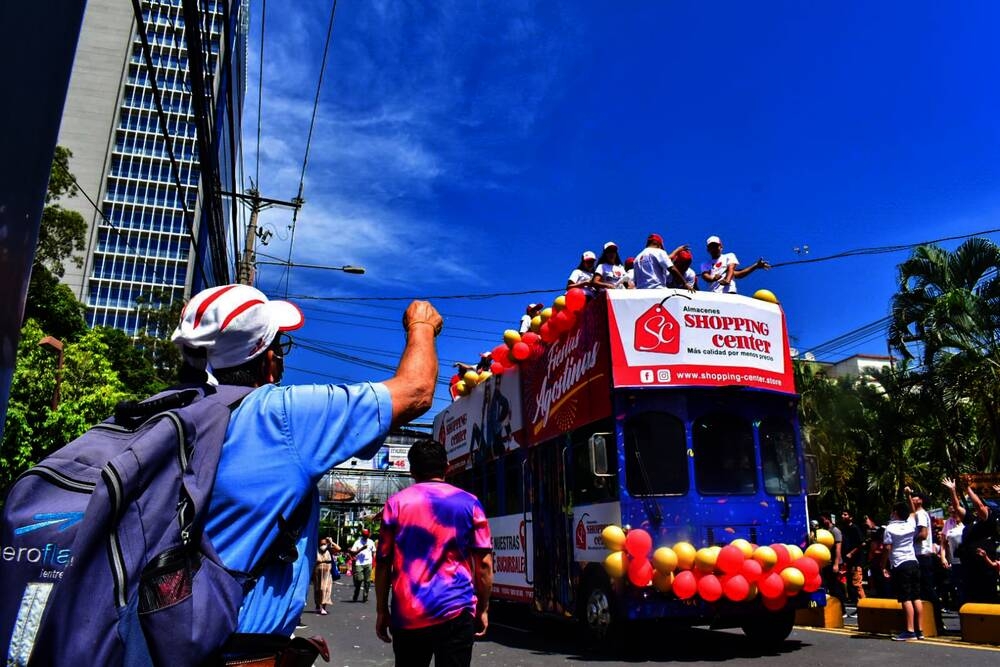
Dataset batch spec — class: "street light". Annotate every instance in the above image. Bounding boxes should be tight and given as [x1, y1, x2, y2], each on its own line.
[38, 335, 64, 410]
[256, 260, 366, 275]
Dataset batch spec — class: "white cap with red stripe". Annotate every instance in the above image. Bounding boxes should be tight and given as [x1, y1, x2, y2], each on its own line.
[171, 284, 304, 370]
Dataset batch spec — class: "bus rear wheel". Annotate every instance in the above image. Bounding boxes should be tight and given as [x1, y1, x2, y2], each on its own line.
[740, 608, 794, 648]
[579, 580, 618, 644]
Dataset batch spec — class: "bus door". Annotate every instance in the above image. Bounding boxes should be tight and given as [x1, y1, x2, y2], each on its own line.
[527, 436, 573, 615]
[686, 392, 805, 546]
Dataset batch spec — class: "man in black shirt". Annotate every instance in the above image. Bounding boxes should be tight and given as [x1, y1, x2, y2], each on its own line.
[840, 510, 868, 604]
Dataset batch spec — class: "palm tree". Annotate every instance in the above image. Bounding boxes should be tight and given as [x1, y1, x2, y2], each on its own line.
[888, 237, 1000, 468]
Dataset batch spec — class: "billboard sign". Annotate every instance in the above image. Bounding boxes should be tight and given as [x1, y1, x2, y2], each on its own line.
[605, 290, 795, 394]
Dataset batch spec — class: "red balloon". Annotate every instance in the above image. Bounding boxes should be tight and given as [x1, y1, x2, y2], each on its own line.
[792, 557, 819, 581]
[762, 593, 787, 611]
[539, 322, 557, 343]
[565, 288, 587, 313]
[717, 545, 745, 575]
[490, 362, 504, 375]
[673, 570, 697, 599]
[698, 574, 723, 602]
[511, 341, 530, 361]
[759, 572, 785, 599]
[627, 557, 653, 587]
[740, 558, 763, 583]
[521, 332, 540, 346]
[723, 574, 750, 602]
[552, 310, 570, 333]
[562, 310, 578, 331]
[803, 573, 823, 593]
[529, 342, 545, 360]
[770, 544, 790, 572]
[625, 529, 652, 558]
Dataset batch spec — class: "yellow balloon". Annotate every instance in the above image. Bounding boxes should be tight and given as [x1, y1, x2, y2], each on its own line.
[530, 316, 542, 332]
[553, 295, 567, 312]
[477, 371, 492, 383]
[785, 544, 803, 561]
[601, 525, 627, 552]
[652, 570, 674, 593]
[814, 529, 835, 548]
[781, 566, 805, 593]
[503, 329, 521, 347]
[652, 547, 678, 574]
[753, 289, 779, 304]
[463, 370, 479, 386]
[604, 551, 626, 579]
[540, 307, 553, 323]
[730, 538, 753, 558]
[673, 542, 697, 570]
[455, 380, 468, 396]
[753, 545, 777, 571]
[695, 547, 718, 573]
[805, 543, 831, 567]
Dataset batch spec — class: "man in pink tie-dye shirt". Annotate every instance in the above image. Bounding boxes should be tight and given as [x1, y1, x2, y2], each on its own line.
[375, 439, 493, 666]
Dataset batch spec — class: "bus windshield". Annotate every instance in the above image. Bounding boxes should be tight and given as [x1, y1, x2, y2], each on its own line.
[759, 417, 801, 495]
[624, 411, 688, 496]
[693, 413, 756, 494]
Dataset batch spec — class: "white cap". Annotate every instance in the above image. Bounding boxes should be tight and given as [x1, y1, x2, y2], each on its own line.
[603, 241, 617, 250]
[706, 235, 722, 246]
[171, 284, 304, 370]
[582, 250, 596, 261]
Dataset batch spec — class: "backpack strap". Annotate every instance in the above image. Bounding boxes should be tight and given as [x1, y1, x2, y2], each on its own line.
[242, 494, 314, 592]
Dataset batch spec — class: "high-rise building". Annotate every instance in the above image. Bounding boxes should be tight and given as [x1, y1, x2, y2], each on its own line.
[57, 0, 248, 334]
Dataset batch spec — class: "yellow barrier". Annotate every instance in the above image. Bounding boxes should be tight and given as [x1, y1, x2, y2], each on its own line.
[959, 603, 1000, 644]
[856, 598, 937, 637]
[795, 596, 843, 629]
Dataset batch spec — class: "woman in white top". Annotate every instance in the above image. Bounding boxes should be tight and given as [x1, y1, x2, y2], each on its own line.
[567, 250, 598, 297]
[593, 241, 629, 290]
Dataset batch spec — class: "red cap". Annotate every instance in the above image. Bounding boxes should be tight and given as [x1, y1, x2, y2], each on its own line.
[647, 233, 664, 246]
[676, 249, 693, 262]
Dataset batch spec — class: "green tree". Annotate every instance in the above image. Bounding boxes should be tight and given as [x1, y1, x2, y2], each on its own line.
[888, 238, 1000, 469]
[1, 320, 130, 490]
[34, 146, 88, 278]
[23, 265, 87, 342]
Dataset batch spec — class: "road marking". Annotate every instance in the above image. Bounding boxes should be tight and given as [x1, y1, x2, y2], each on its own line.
[796, 626, 1000, 652]
[490, 621, 533, 634]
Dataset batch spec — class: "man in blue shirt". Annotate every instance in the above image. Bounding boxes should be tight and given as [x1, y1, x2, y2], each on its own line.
[171, 284, 442, 648]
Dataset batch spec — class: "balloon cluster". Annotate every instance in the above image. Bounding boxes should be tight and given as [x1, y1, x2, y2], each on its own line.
[601, 525, 832, 611]
[452, 288, 589, 398]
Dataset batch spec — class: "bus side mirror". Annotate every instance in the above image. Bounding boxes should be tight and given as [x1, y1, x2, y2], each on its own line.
[589, 433, 614, 477]
[804, 454, 820, 496]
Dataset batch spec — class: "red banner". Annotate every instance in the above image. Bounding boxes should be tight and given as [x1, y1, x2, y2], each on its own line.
[520, 298, 613, 445]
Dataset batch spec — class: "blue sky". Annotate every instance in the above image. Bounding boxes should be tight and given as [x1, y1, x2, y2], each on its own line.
[245, 1, 1000, 414]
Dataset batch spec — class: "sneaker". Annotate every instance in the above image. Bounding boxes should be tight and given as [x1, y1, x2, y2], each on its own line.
[320, 608, 328, 615]
[892, 631, 917, 642]
[296, 623, 308, 630]
[915, 630, 924, 640]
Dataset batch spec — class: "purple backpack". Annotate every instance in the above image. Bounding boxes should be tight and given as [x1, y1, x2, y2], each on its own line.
[0, 384, 263, 666]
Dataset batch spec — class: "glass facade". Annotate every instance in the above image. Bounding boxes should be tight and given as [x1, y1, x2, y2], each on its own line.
[85, 0, 246, 335]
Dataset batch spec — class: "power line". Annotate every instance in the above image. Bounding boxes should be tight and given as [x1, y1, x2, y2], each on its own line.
[282, 0, 340, 297]
[255, 0, 266, 187]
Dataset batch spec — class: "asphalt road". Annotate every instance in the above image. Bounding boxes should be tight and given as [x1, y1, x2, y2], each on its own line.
[297, 580, 1000, 666]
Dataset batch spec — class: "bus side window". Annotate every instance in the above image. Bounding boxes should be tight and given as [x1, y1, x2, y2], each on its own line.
[503, 454, 524, 515]
[692, 413, 756, 495]
[624, 412, 688, 496]
[759, 418, 801, 495]
[483, 459, 500, 516]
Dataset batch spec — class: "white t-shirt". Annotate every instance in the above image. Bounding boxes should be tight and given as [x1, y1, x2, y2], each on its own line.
[351, 537, 376, 566]
[633, 247, 675, 289]
[567, 269, 595, 297]
[519, 314, 532, 334]
[624, 268, 635, 288]
[701, 252, 740, 293]
[666, 267, 697, 289]
[595, 262, 627, 289]
[883, 517, 918, 568]
[914, 508, 933, 556]
[945, 523, 964, 565]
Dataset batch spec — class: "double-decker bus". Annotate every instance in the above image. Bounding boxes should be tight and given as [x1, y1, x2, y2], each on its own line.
[433, 289, 821, 645]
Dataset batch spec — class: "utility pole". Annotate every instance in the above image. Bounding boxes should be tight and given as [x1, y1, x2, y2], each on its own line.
[223, 185, 302, 286]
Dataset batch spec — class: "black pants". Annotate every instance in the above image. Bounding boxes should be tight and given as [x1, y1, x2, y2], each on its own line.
[392, 612, 474, 667]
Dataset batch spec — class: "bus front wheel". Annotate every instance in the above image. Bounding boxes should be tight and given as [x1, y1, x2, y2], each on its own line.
[740, 608, 794, 648]
[579, 580, 618, 643]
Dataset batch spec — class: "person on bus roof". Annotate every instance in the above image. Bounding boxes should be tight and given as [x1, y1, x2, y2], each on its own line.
[633, 233, 695, 291]
[700, 235, 771, 294]
[567, 250, 598, 298]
